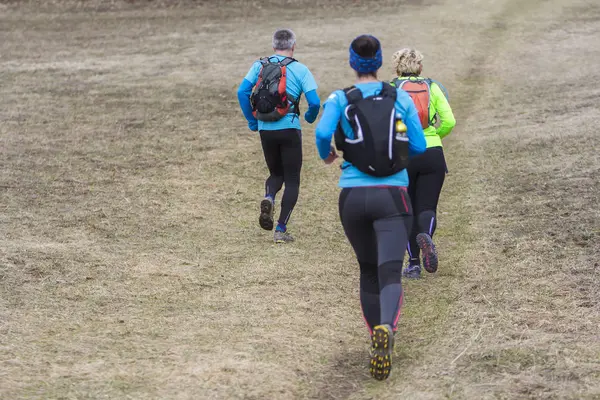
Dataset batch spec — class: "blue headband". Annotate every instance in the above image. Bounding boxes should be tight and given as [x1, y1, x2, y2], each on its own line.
[349, 35, 382, 73]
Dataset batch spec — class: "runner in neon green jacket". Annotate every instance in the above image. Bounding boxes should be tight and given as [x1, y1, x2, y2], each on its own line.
[391, 48, 456, 279]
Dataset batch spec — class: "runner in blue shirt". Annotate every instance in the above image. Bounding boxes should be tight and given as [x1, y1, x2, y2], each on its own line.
[237, 29, 321, 243]
[315, 35, 426, 381]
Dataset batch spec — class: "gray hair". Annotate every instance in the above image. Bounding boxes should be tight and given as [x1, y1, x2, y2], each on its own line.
[272, 29, 296, 50]
[392, 48, 424, 76]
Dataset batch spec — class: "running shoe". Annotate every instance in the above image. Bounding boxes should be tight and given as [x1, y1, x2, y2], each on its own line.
[369, 324, 394, 381]
[274, 230, 295, 243]
[416, 232, 438, 273]
[402, 264, 422, 279]
[259, 197, 274, 231]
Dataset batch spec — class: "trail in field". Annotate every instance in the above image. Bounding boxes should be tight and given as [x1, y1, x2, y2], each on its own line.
[340, 0, 600, 398]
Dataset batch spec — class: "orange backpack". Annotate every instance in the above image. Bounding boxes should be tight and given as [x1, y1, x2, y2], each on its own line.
[393, 78, 433, 128]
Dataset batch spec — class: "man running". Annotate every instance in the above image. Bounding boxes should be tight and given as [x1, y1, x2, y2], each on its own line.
[316, 35, 426, 380]
[391, 48, 456, 278]
[237, 29, 321, 243]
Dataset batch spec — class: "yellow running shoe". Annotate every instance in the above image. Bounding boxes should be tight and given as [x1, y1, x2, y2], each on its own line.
[369, 324, 394, 381]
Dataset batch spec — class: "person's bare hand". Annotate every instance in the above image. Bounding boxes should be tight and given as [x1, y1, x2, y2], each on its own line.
[324, 147, 339, 164]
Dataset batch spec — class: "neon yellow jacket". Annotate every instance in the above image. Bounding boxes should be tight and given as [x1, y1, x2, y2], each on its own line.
[392, 76, 456, 148]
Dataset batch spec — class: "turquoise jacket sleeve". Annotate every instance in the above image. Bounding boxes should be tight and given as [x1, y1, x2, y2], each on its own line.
[304, 89, 321, 124]
[237, 78, 258, 131]
[315, 97, 341, 159]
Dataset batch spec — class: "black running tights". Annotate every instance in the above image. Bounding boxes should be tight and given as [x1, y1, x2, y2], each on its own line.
[339, 186, 413, 333]
[406, 147, 446, 262]
[259, 129, 302, 226]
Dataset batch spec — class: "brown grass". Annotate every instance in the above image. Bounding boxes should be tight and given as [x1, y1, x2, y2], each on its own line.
[1, 0, 599, 399]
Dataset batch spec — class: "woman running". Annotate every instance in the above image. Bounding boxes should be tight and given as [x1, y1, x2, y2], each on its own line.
[315, 35, 426, 380]
[391, 48, 456, 279]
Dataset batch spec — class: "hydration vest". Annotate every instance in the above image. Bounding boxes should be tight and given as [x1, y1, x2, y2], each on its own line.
[251, 57, 300, 122]
[392, 77, 449, 128]
[334, 83, 410, 177]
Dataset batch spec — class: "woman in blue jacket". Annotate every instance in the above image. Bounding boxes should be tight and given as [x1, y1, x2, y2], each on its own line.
[315, 35, 427, 381]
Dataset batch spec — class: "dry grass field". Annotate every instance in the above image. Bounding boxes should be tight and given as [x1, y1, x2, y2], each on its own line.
[1, 0, 599, 398]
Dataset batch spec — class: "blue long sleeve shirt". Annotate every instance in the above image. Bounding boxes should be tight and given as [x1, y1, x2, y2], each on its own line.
[315, 82, 426, 188]
[237, 54, 321, 131]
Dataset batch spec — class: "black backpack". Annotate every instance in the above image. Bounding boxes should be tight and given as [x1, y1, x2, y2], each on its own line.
[334, 83, 410, 177]
[250, 57, 300, 122]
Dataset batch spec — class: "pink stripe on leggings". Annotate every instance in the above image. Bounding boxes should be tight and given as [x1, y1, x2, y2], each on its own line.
[360, 302, 373, 335]
[393, 291, 404, 332]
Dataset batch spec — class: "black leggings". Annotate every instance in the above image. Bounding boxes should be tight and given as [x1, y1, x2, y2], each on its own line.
[339, 186, 413, 333]
[259, 129, 302, 226]
[406, 147, 447, 262]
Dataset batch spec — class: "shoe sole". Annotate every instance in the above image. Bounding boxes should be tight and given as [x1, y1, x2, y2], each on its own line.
[259, 199, 274, 231]
[416, 233, 438, 273]
[370, 325, 393, 381]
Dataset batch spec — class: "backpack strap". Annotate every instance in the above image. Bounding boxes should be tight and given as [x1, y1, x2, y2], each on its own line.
[422, 78, 439, 125]
[287, 91, 300, 118]
[279, 57, 299, 115]
[392, 77, 408, 90]
[380, 82, 397, 100]
[279, 57, 297, 66]
[261, 56, 297, 66]
[428, 78, 449, 100]
[343, 82, 397, 101]
[342, 86, 363, 104]
[337, 86, 362, 146]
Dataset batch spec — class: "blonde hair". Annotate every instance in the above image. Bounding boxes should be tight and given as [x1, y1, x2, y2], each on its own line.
[392, 48, 424, 76]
